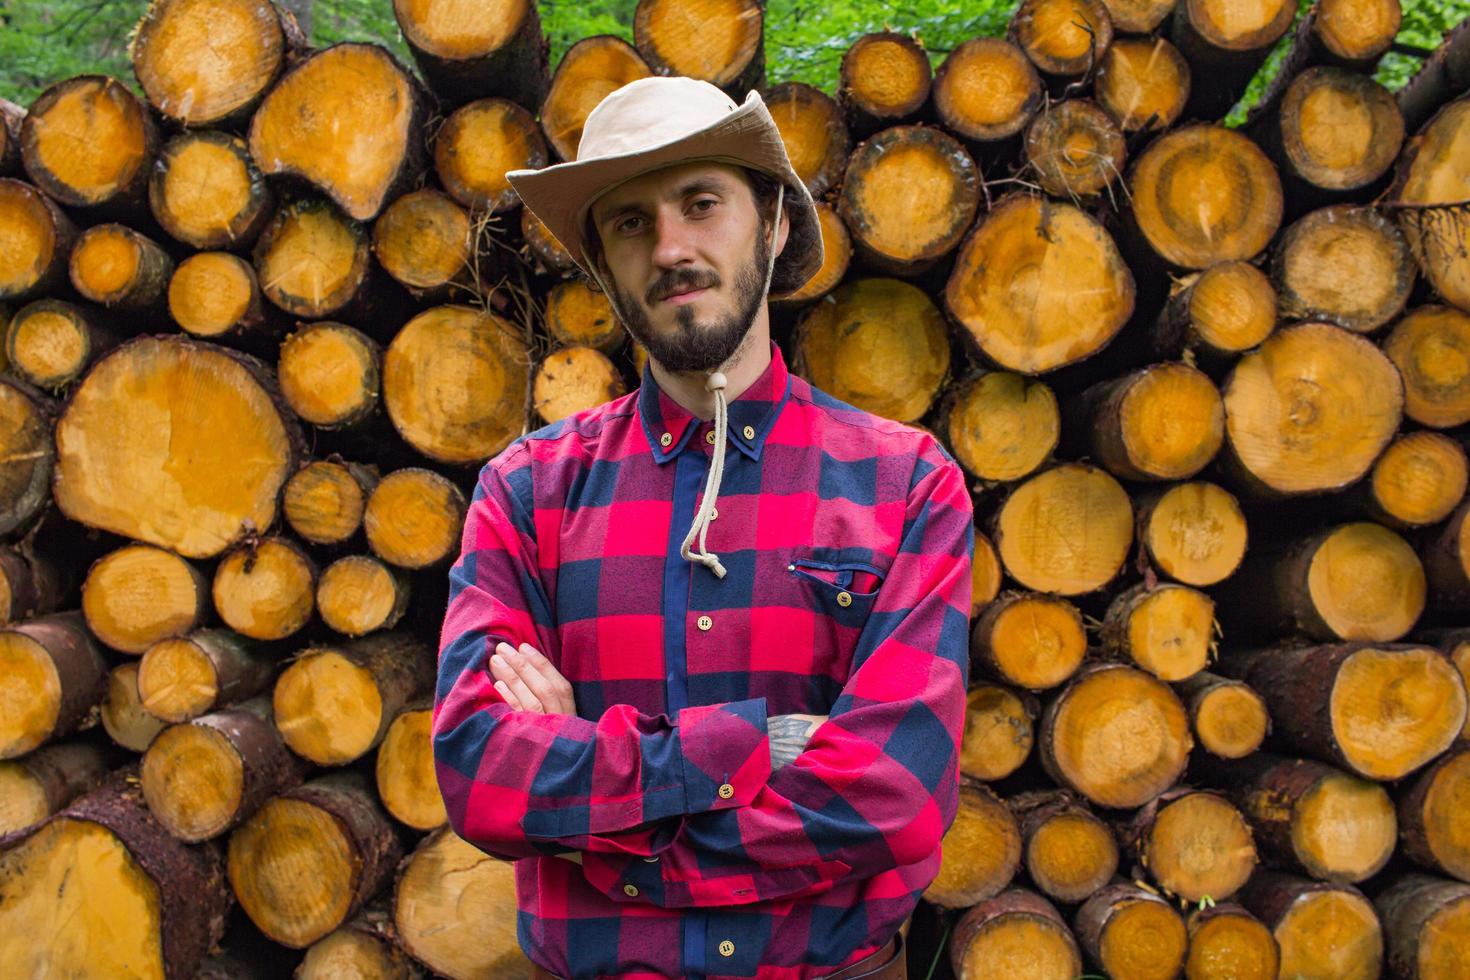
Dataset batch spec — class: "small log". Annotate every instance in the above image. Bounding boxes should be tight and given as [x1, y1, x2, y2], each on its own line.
[0, 612, 108, 759]
[994, 463, 1134, 596]
[1221, 322, 1402, 497]
[297, 898, 426, 979]
[971, 533, 1002, 618]
[252, 198, 377, 321]
[1383, 306, 1470, 429]
[532, 345, 628, 425]
[316, 555, 411, 637]
[149, 130, 273, 251]
[545, 280, 622, 352]
[1120, 787, 1256, 902]
[1386, 98, 1470, 314]
[932, 38, 1042, 148]
[375, 701, 446, 831]
[1101, 0, 1178, 37]
[1424, 499, 1470, 609]
[277, 320, 383, 433]
[274, 632, 432, 766]
[372, 188, 481, 303]
[943, 371, 1059, 484]
[132, 0, 306, 128]
[1010, 0, 1115, 83]
[540, 36, 652, 162]
[959, 683, 1037, 782]
[1095, 36, 1190, 133]
[764, 83, 851, 198]
[971, 591, 1088, 691]
[522, 205, 577, 276]
[1185, 903, 1280, 980]
[922, 781, 1022, 909]
[282, 459, 379, 547]
[137, 629, 276, 723]
[249, 43, 430, 222]
[1150, 261, 1277, 364]
[1274, 205, 1413, 332]
[1074, 880, 1188, 980]
[0, 376, 55, 538]
[1024, 99, 1126, 201]
[838, 33, 933, 137]
[634, 0, 765, 97]
[0, 177, 78, 301]
[1170, 0, 1296, 120]
[1237, 871, 1382, 979]
[20, 75, 157, 219]
[790, 278, 950, 424]
[774, 201, 851, 305]
[1064, 362, 1224, 482]
[5, 299, 119, 391]
[392, 0, 549, 112]
[81, 543, 209, 655]
[1135, 481, 1248, 587]
[839, 126, 979, 278]
[0, 738, 110, 835]
[0, 769, 231, 979]
[1175, 670, 1269, 759]
[434, 97, 548, 212]
[212, 536, 318, 642]
[99, 663, 168, 753]
[140, 695, 305, 843]
[1100, 582, 1215, 682]
[0, 542, 64, 624]
[1397, 744, 1470, 882]
[168, 252, 284, 355]
[948, 889, 1083, 979]
[1375, 873, 1470, 980]
[1225, 643, 1465, 781]
[1010, 790, 1118, 904]
[1040, 663, 1191, 808]
[227, 769, 403, 948]
[363, 468, 468, 570]
[383, 305, 531, 465]
[1364, 431, 1467, 529]
[1304, 0, 1402, 71]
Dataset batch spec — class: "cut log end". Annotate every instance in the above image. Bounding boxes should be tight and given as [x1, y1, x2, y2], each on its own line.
[973, 592, 1087, 690]
[1329, 645, 1464, 780]
[541, 36, 652, 162]
[317, 556, 409, 637]
[971, 533, 1002, 618]
[376, 706, 446, 830]
[545, 281, 621, 352]
[996, 464, 1133, 596]
[1099, 0, 1176, 35]
[947, 372, 1059, 484]
[950, 890, 1083, 979]
[212, 537, 316, 641]
[283, 460, 375, 546]
[372, 188, 472, 294]
[275, 648, 384, 765]
[278, 322, 381, 429]
[960, 684, 1035, 782]
[1024, 99, 1126, 200]
[1010, 0, 1114, 78]
[394, 828, 526, 977]
[1140, 481, 1248, 587]
[137, 637, 221, 723]
[1390, 100, 1470, 312]
[1290, 767, 1398, 882]
[100, 663, 168, 752]
[140, 722, 243, 842]
[1076, 883, 1188, 980]
[1277, 67, 1404, 192]
[841, 34, 933, 124]
[1185, 675, 1269, 759]
[168, 253, 261, 339]
[766, 83, 850, 198]
[1384, 306, 1470, 430]
[1305, 523, 1425, 642]
[1180, 261, 1278, 356]
[132, 0, 291, 125]
[150, 130, 271, 250]
[1185, 905, 1280, 980]
[1275, 206, 1413, 333]
[1095, 37, 1190, 133]
[1371, 431, 1468, 527]
[923, 783, 1021, 909]
[0, 179, 72, 301]
[0, 631, 61, 759]
[532, 346, 628, 425]
[1112, 362, 1225, 481]
[933, 39, 1042, 143]
[435, 97, 547, 212]
[1258, 881, 1383, 980]
[69, 224, 172, 310]
[6, 300, 102, 390]
[634, 0, 764, 90]
[777, 202, 851, 305]
[0, 378, 53, 538]
[1142, 791, 1257, 902]
[20, 76, 153, 209]
[1104, 583, 1215, 682]
[1020, 802, 1118, 903]
[81, 544, 205, 655]
[1400, 748, 1470, 882]
[364, 468, 468, 570]
[1317, 0, 1402, 64]
[254, 199, 370, 319]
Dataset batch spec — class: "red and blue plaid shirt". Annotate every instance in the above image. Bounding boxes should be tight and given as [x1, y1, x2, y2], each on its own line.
[434, 343, 973, 978]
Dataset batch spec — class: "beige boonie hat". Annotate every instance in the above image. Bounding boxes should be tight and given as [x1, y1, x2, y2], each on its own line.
[506, 76, 823, 296]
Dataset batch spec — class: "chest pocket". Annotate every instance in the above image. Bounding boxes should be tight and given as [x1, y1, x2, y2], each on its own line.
[788, 555, 886, 629]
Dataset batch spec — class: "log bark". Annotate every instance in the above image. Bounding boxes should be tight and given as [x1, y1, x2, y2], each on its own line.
[0, 376, 55, 538]
[1424, 499, 1470, 609]
[0, 98, 22, 177]
[0, 540, 64, 625]
[1397, 744, 1470, 882]
[1386, 98, 1470, 315]
[1396, 17, 1470, 136]
[1170, 0, 1296, 120]
[0, 612, 107, 759]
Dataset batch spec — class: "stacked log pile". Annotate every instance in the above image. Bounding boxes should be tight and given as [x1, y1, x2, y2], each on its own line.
[2, 0, 1469, 976]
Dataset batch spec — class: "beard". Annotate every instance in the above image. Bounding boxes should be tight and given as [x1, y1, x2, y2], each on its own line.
[611, 226, 770, 374]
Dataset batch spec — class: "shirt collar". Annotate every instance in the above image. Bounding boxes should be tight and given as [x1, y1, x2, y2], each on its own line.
[638, 341, 792, 464]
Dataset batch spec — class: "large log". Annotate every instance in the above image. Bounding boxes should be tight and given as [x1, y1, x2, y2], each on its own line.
[1274, 205, 1414, 333]
[392, 0, 549, 112]
[942, 371, 1059, 484]
[1397, 744, 1470, 882]
[993, 464, 1134, 596]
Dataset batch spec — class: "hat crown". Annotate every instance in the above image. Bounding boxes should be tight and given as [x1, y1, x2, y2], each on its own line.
[577, 76, 743, 161]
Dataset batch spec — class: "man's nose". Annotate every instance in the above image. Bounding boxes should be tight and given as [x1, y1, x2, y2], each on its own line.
[650, 211, 698, 269]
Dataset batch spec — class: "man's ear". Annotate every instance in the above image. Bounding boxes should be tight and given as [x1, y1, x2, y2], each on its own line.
[769, 201, 792, 259]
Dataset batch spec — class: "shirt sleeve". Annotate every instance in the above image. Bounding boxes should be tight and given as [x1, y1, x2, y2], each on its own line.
[580, 449, 974, 907]
[433, 450, 773, 862]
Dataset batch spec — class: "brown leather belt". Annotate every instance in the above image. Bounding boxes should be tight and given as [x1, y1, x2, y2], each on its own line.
[528, 931, 905, 979]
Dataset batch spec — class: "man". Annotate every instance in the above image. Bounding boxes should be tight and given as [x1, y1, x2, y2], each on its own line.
[434, 76, 973, 979]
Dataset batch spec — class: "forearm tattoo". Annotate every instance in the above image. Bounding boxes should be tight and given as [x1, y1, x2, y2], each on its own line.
[768, 715, 818, 771]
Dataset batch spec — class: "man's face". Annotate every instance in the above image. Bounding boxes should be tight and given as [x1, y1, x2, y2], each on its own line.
[589, 161, 776, 373]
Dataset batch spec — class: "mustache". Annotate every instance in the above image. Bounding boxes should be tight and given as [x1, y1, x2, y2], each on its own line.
[647, 269, 721, 304]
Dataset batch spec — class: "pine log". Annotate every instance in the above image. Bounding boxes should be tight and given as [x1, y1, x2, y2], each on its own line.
[1100, 581, 1215, 681]
[434, 97, 548, 213]
[971, 591, 1087, 691]
[1184, 903, 1280, 980]
[1095, 36, 1191, 133]
[392, 0, 549, 112]
[1120, 787, 1256, 902]
[249, 44, 430, 221]
[0, 769, 231, 979]
[212, 536, 318, 642]
[1135, 481, 1248, 587]
[1274, 205, 1413, 332]
[839, 126, 979, 277]
[1074, 880, 1188, 980]
[383, 304, 531, 465]
[317, 555, 411, 637]
[1386, 98, 1470, 314]
[1300, 0, 1402, 72]
[277, 321, 383, 435]
[1040, 663, 1192, 808]
[371, 188, 481, 303]
[1065, 362, 1224, 481]
[149, 130, 273, 251]
[375, 701, 446, 831]
[932, 39, 1042, 148]
[959, 683, 1037, 782]
[540, 36, 653, 162]
[522, 205, 578, 275]
[1171, 0, 1295, 120]
[69, 223, 174, 313]
[0, 612, 107, 759]
[168, 252, 284, 355]
[0, 177, 78, 301]
[765, 82, 850, 198]
[634, 0, 765, 96]
[791, 278, 950, 424]
[1238, 871, 1382, 980]
[139, 695, 305, 843]
[283, 459, 379, 547]
[1383, 306, 1470, 429]
[1425, 498, 1470, 609]
[1429, 629, 1470, 741]
[1100, 0, 1177, 35]
[1374, 873, 1470, 980]
[363, 468, 468, 570]
[1397, 18, 1470, 135]
[1221, 322, 1402, 496]
[297, 899, 426, 980]
[1175, 670, 1270, 759]
[252, 198, 383, 321]
[922, 781, 1022, 909]
[20, 75, 157, 219]
[131, 0, 306, 128]
[5, 299, 119, 391]
[1397, 744, 1470, 882]
[227, 770, 402, 948]
[1010, 790, 1118, 903]
[774, 201, 851, 305]
[946, 195, 1134, 374]
[943, 371, 1059, 484]
[1151, 261, 1277, 365]
[1024, 99, 1126, 201]
[137, 629, 275, 723]
[1010, 0, 1115, 82]
[0, 376, 55, 538]
[53, 336, 305, 558]
[948, 889, 1083, 980]
[1225, 643, 1466, 781]
[273, 633, 431, 766]
[545, 280, 622, 352]
[532, 345, 628, 425]
[81, 543, 209, 655]
[0, 542, 64, 625]
[100, 662, 168, 752]
[0, 98, 22, 176]
[393, 826, 528, 977]
[838, 33, 933, 137]
[994, 463, 1134, 596]
[1364, 431, 1468, 529]
[971, 533, 1002, 618]
[0, 738, 110, 835]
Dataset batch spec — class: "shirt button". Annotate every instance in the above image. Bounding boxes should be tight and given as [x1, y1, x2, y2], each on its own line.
[697, 615, 712, 631]
[623, 884, 640, 897]
[659, 432, 673, 447]
[709, 507, 718, 521]
[836, 590, 853, 607]
[705, 430, 716, 445]
[743, 425, 755, 440]
[719, 940, 735, 957]
[642, 855, 659, 862]
[718, 782, 735, 799]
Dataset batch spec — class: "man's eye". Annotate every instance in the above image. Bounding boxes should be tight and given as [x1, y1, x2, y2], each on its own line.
[617, 216, 644, 233]
[691, 199, 718, 213]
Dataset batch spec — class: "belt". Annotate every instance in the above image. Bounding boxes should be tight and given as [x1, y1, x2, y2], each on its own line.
[528, 931, 905, 980]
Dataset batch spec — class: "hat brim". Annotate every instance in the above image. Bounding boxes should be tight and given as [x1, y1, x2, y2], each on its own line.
[507, 93, 823, 297]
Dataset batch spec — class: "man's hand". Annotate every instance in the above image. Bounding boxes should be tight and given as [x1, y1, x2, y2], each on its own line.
[489, 641, 577, 715]
[768, 713, 826, 771]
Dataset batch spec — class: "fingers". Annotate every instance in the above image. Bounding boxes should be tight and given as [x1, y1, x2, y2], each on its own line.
[490, 642, 577, 715]
[516, 643, 576, 714]
[491, 643, 543, 712]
